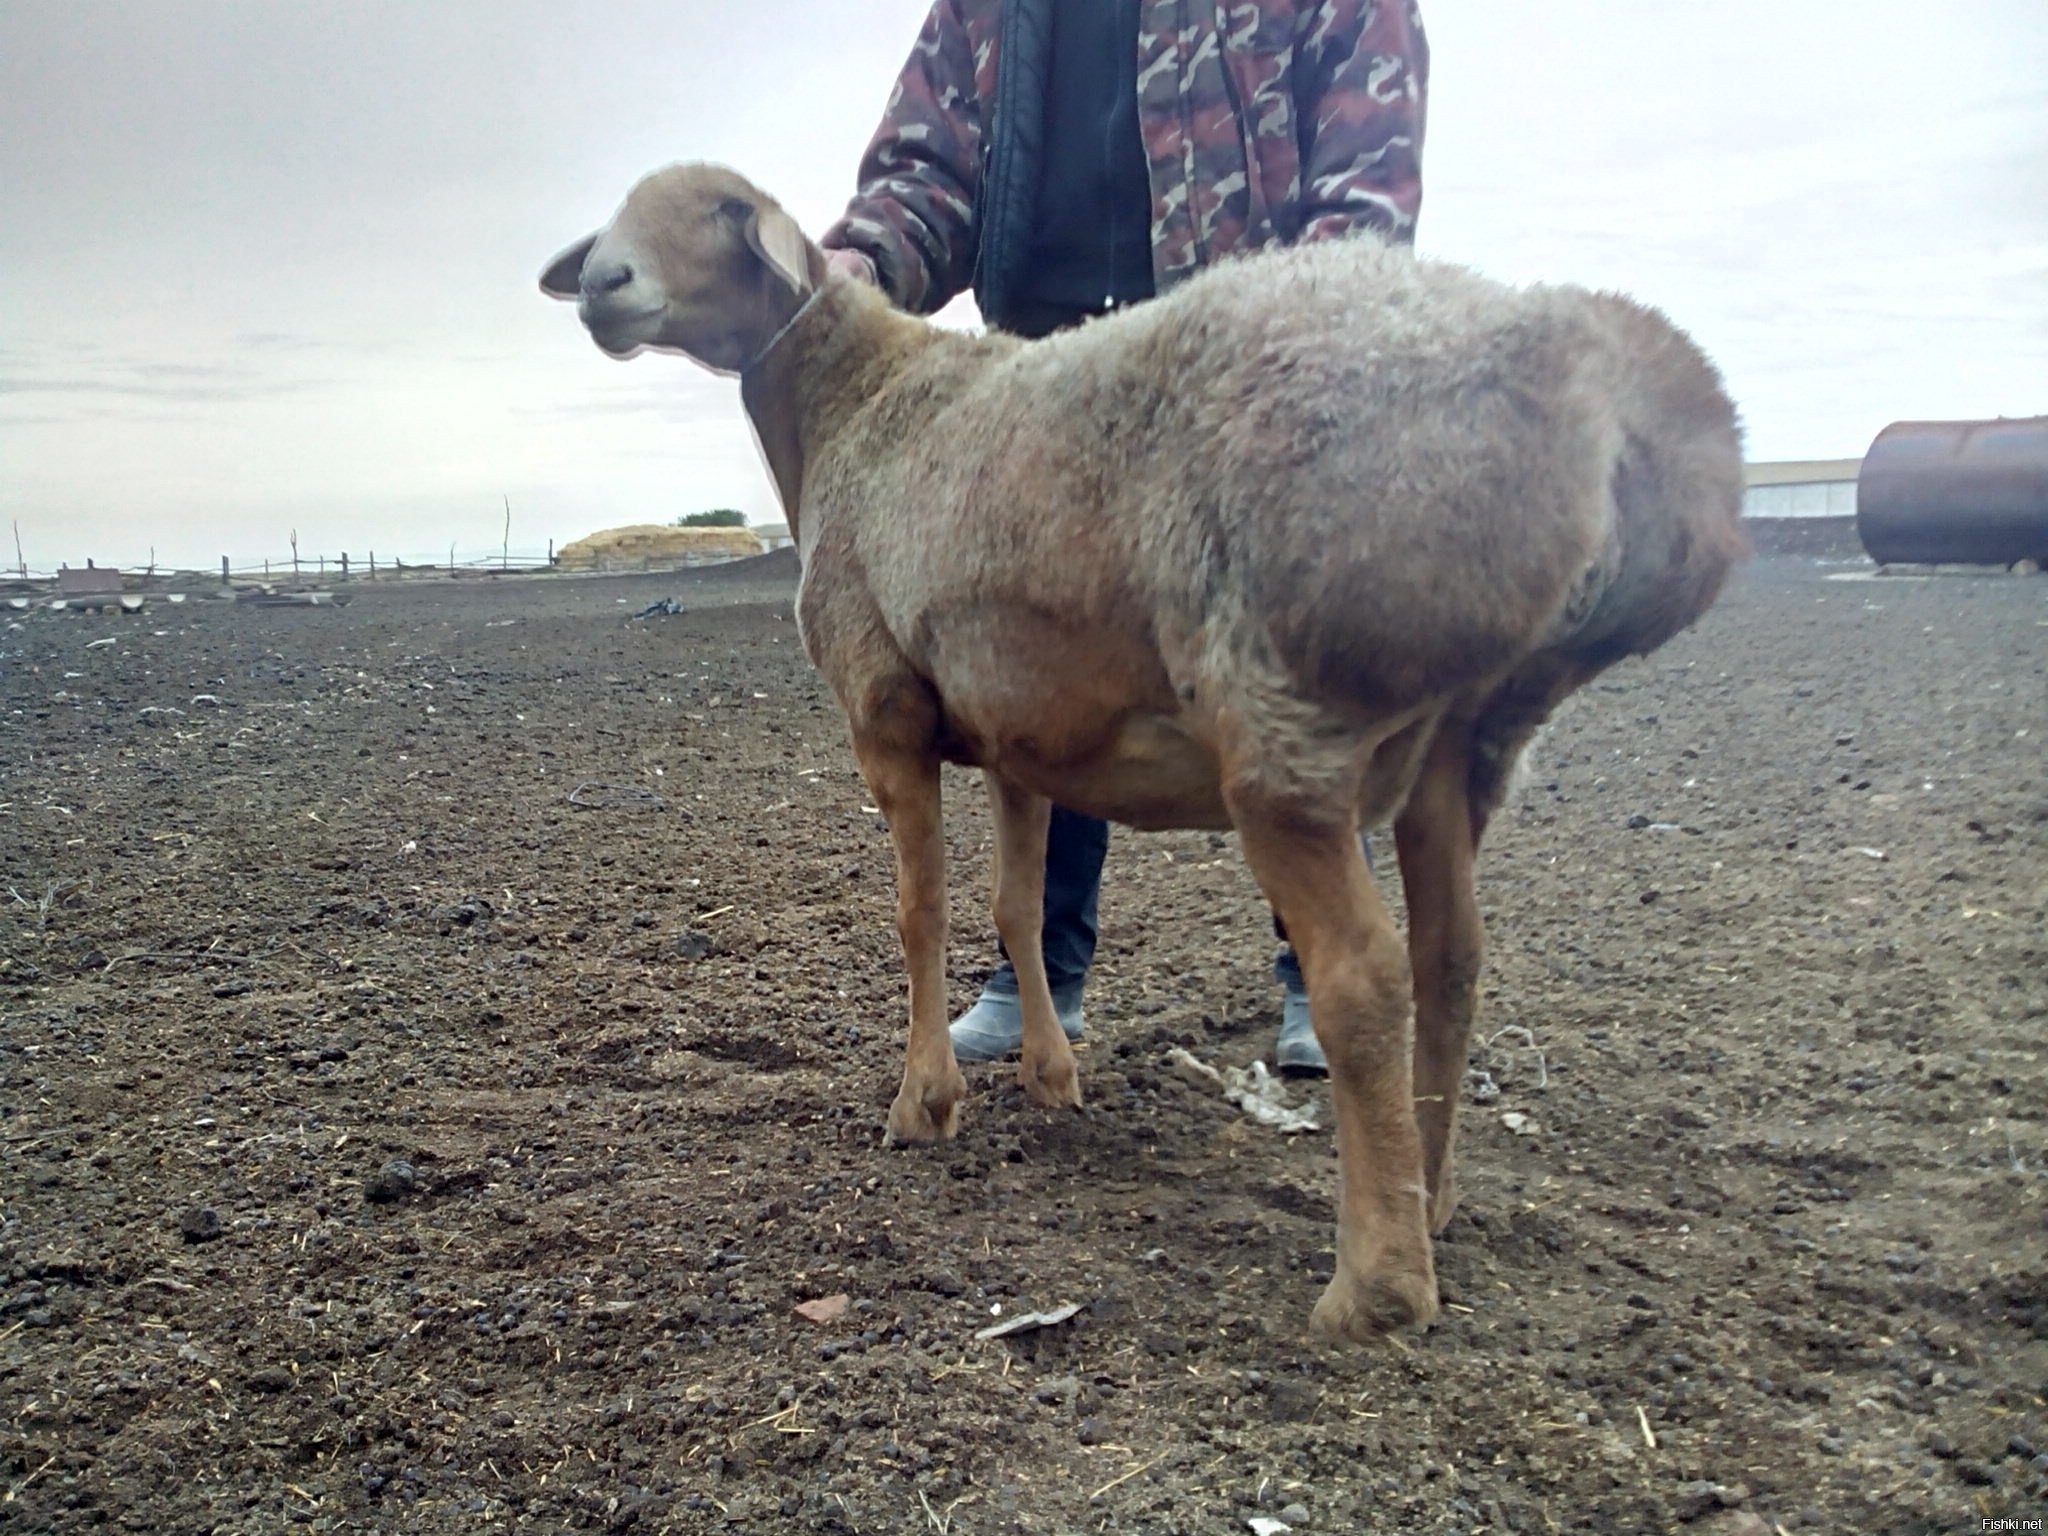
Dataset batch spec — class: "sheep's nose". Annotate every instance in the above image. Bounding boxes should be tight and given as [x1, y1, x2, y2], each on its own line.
[582, 260, 635, 298]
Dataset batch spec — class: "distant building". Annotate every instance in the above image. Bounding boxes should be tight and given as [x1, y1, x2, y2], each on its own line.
[1744, 459, 1860, 519]
[753, 523, 794, 551]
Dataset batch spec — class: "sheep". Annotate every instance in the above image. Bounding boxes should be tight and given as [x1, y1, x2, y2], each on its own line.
[540, 163, 1746, 1341]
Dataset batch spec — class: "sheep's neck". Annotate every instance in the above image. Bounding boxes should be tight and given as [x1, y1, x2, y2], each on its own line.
[739, 365, 806, 533]
[739, 285, 932, 548]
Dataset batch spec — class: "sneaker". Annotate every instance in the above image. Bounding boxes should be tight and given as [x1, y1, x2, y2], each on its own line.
[1273, 953, 1328, 1077]
[949, 972, 1086, 1064]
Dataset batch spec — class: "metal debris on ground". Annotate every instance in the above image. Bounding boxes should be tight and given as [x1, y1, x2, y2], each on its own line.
[630, 598, 687, 619]
[566, 782, 667, 812]
[973, 1302, 1083, 1342]
[1485, 1024, 1549, 1089]
[1165, 1048, 1321, 1133]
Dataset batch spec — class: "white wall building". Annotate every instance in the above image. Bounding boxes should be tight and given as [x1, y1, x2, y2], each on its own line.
[1744, 459, 1860, 519]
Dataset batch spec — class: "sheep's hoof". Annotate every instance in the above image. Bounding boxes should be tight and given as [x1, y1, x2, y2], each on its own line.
[1019, 1050, 1083, 1111]
[1311, 1262, 1440, 1342]
[885, 1072, 966, 1145]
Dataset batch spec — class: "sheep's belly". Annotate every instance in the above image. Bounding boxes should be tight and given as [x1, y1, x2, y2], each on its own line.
[916, 603, 1225, 827]
[990, 712, 1231, 833]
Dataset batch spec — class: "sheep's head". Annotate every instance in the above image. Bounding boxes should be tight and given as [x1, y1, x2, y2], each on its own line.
[540, 163, 821, 374]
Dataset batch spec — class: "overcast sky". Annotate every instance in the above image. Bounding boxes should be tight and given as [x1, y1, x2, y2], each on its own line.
[2, 1, 2042, 573]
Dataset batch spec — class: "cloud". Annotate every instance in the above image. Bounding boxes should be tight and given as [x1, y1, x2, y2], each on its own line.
[233, 331, 334, 354]
[2, 0, 2042, 569]
[0, 350, 353, 409]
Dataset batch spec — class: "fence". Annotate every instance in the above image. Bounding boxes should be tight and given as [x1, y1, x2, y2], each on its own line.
[3, 540, 774, 589]
[4, 546, 561, 587]
[215, 545, 561, 583]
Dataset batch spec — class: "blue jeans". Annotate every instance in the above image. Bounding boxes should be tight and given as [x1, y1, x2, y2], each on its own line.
[986, 811, 1374, 997]
[990, 806, 1109, 993]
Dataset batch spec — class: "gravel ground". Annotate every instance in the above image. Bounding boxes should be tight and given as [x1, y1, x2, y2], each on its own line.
[1, 538, 2042, 1534]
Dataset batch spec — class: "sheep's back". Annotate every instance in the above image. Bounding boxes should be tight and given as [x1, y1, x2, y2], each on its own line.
[1124, 242, 1621, 710]
[818, 239, 1633, 716]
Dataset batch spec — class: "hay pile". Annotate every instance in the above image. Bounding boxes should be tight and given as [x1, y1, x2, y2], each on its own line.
[556, 524, 763, 572]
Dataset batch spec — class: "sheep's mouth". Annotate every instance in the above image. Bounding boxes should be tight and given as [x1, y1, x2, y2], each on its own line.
[588, 328, 648, 358]
[585, 321, 660, 357]
[580, 303, 666, 356]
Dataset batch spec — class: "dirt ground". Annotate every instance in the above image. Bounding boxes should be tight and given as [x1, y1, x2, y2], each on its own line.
[2, 536, 2043, 1535]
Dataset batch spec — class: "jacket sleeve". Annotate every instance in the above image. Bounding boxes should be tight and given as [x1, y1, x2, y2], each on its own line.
[819, 1, 985, 314]
[1293, 0, 1429, 245]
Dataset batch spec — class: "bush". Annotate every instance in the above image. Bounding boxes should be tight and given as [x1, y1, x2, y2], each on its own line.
[675, 509, 747, 528]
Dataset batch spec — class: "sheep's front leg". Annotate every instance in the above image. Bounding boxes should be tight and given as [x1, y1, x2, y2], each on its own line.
[1230, 796, 1439, 1341]
[1394, 725, 1486, 1235]
[856, 743, 966, 1144]
[985, 774, 1082, 1111]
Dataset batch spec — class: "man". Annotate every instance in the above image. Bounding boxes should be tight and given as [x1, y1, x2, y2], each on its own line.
[821, 0, 1429, 1075]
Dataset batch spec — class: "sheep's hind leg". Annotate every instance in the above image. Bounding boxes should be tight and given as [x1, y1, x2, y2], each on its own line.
[985, 775, 1082, 1111]
[857, 743, 967, 1144]
[1230, 794, 1439, 1340]
[1394, 723, 1486, 1235]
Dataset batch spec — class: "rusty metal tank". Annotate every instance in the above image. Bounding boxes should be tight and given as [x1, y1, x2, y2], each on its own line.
[1857, 416, 2048, 566]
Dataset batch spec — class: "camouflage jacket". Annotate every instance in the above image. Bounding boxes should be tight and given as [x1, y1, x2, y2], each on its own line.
[822, 0, 1428, 326]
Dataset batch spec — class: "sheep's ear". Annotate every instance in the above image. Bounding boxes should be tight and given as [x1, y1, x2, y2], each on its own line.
[729, 199, 813, 298]
[539, 234, 598, 299]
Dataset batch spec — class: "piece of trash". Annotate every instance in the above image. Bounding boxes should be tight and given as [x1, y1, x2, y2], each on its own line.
[190, 694, 221, 706]
[630, 597, 686, 619]
[86, 636, 117, 649]
[1485, 1024, 1551, 1089]
[1500, 1111, 1542, 1137]
[1166, 1048, 1320, 1133]
[794, 1294, 850, 1326]
[974, 1302, 1083, 1342]
[1466, 1066, 1500, 1104]
[567, 781, 668, 812]
[1248, 1520, 1293, 1536]
[1852, 846, 1888, 861]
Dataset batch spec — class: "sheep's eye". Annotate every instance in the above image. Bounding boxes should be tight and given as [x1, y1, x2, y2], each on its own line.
[717, 197, 752, 224]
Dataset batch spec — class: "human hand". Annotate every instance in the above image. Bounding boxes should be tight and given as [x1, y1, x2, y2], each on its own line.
[826, 248, 879, 286]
